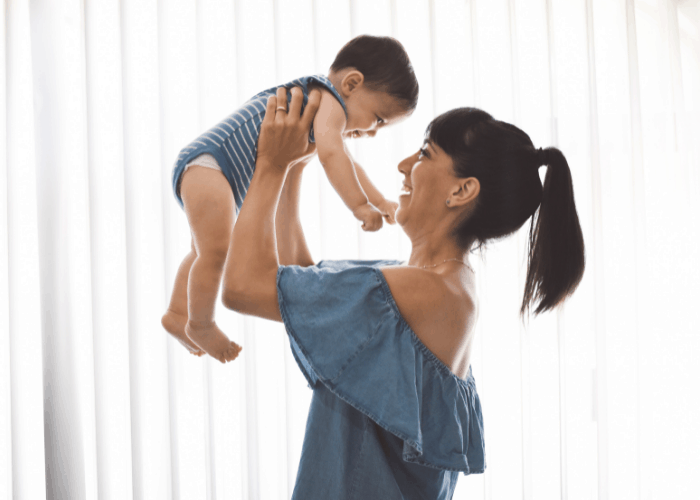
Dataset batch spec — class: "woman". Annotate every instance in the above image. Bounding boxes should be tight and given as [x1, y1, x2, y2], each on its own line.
[219, 87, 585, 499]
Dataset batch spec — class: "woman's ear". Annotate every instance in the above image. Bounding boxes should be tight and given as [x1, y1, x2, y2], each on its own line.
[341, 70, 365, 95]
[448, 177, 480, 207]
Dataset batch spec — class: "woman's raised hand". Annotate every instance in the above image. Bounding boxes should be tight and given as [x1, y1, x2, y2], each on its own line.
[257, 86, 321, 172]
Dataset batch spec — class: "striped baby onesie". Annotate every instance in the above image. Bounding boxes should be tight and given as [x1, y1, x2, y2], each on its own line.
[171, 74, 347, 213]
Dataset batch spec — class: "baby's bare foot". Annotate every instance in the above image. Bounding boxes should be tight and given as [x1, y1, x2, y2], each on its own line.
[162, 309, 205, 356]
[185, 320, 242, 364]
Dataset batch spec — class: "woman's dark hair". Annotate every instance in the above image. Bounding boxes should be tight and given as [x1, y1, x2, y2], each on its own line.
[330, 35, 419, 113]
[426, 108, 585, 319]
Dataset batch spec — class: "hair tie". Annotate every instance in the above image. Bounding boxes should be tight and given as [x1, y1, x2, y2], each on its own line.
[536, 147, 549, 167]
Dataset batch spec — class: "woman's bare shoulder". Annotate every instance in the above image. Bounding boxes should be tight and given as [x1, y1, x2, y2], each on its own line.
[380, 265, 475, 318]
[380, 266, 453, 315]
[380, 265, 477, 375]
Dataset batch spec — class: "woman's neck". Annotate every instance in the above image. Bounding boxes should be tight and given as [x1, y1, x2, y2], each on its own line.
[406, 234, 468, 269]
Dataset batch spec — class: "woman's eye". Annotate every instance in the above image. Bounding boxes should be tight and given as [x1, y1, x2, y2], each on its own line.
[418, 147, 428, 159]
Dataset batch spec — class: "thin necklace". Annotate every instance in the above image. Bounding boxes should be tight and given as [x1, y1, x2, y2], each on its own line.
[415, 258, 474, 273]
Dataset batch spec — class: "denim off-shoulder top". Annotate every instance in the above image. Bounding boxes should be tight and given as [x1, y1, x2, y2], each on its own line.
[276, 259, 486, 500]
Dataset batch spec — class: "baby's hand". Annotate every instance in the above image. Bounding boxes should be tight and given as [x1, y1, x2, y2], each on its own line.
[376, 199, 399, 225]
[353, 203, 384, 232]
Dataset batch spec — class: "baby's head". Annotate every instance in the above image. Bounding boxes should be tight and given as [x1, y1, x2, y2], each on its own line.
[328, 35, 419, 139]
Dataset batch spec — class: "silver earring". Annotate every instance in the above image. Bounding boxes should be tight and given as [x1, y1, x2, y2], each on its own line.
[446, 199, 451, 206]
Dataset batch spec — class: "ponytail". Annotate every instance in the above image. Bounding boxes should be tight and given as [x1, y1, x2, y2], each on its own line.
[520, 147, 586, 318]
[425, 108, 586, 319]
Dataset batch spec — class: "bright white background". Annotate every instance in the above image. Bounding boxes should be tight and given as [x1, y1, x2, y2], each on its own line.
[2, 0, 700, 499]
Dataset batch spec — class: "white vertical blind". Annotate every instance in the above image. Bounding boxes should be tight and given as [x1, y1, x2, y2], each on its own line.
[121, 1, 173, 499]
[85, 0, 133, 499]
[3, 0, 699, 499]
[6, 1, 48, 500]
[0, 2, 9, 498]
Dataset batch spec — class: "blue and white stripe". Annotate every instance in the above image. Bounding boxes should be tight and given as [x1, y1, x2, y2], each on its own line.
[171, 74, 347, 213]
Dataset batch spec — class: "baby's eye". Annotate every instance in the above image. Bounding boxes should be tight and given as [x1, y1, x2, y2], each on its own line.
[376, 116, 384, 125]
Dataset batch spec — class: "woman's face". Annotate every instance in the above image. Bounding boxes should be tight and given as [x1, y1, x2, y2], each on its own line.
[395, 140, 458, 231]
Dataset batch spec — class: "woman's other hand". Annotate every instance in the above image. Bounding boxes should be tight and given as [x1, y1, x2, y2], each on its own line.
[257, 86, 321, 172]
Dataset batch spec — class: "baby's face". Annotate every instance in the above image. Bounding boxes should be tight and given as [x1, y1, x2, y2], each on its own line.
[342, 88, 410, 140]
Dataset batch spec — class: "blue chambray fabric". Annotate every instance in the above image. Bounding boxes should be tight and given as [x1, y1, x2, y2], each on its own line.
[276, 259, 486, 500]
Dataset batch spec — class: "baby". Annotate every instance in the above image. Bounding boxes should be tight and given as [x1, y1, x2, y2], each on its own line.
[162, 35, 419, 363]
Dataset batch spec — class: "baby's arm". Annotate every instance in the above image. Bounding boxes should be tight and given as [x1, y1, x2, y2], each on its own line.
[313, 91, 384, 231]
[351, 158, 398, 225]
[352, 160, 384, 207]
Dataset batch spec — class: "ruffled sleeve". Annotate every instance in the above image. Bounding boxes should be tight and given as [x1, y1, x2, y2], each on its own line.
[276, 259, 486, 474]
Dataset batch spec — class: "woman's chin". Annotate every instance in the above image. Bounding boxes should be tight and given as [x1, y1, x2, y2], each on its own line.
[395, 211, 405, 227]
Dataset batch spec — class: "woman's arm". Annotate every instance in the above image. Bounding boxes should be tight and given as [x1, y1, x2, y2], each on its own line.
[222, 86, 321, 321]
[275, 159, 315, 267]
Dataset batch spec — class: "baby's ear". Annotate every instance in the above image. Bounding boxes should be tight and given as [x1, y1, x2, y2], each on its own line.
[341, 70, 364, 93]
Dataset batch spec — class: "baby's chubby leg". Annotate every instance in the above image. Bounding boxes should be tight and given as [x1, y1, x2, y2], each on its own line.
[161, 237, 205, 356]
[180, 166, 242, 364]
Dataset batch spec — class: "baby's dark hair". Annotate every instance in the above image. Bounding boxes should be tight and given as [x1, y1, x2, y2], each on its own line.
[330, 35, 419, 113]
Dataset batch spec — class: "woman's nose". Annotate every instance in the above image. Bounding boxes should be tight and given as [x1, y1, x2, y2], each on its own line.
[397, 152, 418, 175]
